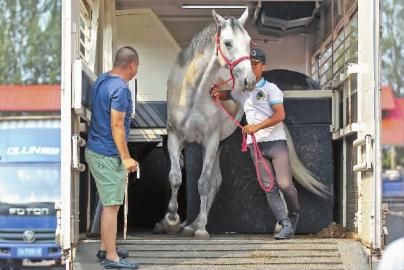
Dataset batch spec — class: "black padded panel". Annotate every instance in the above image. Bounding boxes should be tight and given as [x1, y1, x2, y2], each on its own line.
[284, 98, 331, 125]
[185, 124, 333, 234]
[185, 69, 333, 234]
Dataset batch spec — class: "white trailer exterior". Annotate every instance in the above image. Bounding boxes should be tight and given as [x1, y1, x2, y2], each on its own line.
[60, 1, 382, 269]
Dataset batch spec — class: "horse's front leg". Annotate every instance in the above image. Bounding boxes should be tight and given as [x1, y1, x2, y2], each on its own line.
[182, 148, 223, 237]
[194, 131, 220, 239]
[164, 131, 184, 234]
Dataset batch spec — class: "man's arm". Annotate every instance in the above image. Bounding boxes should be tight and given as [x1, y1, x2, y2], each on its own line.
[111, 108, 137, 172]
[242, 104, 285, 134]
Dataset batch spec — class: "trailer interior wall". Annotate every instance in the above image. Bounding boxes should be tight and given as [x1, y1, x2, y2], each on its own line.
[80, 0, 349, 231]
[111, 0, 355, 232]
[110, 3, 315, 231]
[308, 0, 361, 232]
[164, 19, 310, 74]
[113, 9, 181, 102]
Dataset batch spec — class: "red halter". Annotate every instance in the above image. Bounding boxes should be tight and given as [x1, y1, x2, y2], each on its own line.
[215, 27, 251, 90]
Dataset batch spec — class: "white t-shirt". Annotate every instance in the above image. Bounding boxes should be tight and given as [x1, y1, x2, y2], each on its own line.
[231, 78, 286, 144]
[378, 237, 404, 270]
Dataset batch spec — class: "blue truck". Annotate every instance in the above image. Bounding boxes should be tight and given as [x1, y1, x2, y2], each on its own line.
[383, 169, 404, 197]
[0, 120, 61, 268]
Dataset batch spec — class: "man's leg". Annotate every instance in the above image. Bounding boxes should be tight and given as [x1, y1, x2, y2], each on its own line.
[266, 141, 299, 214]
[249, 145, 289, 223]
[264, 141, 300, 235]
[254, 142, 294, 240]
[85, 149, 136, 268]
[100, 240, 105, 251]
[101, 204, 120, 262]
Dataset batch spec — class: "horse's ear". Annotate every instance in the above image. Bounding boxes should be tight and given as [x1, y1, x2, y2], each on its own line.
[238, 7, 249, 26]
[212, 9, 226, 26]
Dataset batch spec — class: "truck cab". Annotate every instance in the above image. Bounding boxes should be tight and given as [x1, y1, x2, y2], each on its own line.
[0, 120, 62, 268]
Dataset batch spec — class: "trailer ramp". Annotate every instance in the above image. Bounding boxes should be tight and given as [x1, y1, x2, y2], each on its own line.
[73, 234, 368, 270]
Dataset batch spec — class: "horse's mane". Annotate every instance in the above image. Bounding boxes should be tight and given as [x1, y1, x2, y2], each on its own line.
[177, 23, 216, 66]
[177, 17, 245, 67]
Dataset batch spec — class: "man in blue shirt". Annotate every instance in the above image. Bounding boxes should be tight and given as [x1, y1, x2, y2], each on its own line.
[85, 46, 139, 269]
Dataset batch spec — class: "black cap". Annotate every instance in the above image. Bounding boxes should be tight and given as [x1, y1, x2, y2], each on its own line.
[250, 48, 266, 64]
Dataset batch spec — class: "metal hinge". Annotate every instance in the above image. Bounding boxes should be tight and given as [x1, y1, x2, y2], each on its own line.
[72, 134, 86, 172]
[382, 203, 389, 247]
[54, 201, 62, 246]
[353, 135, 373, 172]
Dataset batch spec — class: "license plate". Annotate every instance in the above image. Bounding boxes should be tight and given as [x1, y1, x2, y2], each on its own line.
[16, 247, 42, 257]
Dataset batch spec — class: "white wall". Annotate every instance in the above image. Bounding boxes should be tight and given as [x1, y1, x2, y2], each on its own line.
[163, 18, 310, 75]
[114, 9, 181, 102]
[244, 24, 310, 75]
[258, 35, 309, 75]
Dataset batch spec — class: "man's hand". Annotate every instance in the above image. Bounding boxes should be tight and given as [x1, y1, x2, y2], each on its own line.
[242, 124, 260, 135]
[122, 157, 139, 173]
[210, 86, 221, 100]
[210, 87, 231, 101]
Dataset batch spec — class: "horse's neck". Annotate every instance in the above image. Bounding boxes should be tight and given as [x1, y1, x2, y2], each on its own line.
[194, 49, 228, 98]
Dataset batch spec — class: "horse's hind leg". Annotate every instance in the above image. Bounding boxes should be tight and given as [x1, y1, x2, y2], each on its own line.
[182, 148, 223, 237]
[163, 131, 184, 234]
[193, 133, 220, 239]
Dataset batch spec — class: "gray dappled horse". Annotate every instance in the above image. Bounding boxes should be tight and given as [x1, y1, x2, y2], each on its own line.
[156, 9, 330, 239]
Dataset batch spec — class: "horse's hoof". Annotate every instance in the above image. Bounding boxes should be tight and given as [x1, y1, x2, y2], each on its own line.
[180, 220, 187, 230]
[165, 213, 181, 234]
[152, 221, 166, 234]
[181, 226, 195, 237]
[194, 230, 210, 240]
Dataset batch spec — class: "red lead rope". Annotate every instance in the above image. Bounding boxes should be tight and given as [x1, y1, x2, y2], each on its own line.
[211, 28, 275, 193]
[212, 98, 275, 193]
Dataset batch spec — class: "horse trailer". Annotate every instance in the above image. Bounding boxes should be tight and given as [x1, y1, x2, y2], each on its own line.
[60, 0, 383, 269]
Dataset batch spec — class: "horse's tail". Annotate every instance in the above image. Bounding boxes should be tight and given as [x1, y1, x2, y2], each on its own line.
[285, 125, 333, 199]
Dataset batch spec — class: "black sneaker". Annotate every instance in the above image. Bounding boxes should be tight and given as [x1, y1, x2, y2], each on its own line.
[103, 258, 138, 269]
[97, 248, 129, 261]
[274, 219, 294, 240]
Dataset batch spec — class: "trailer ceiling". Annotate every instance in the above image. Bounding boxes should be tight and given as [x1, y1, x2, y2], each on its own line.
[116, 1, 325, 16]
[116, 0, 250, 16]
[115, 0, 325, 46]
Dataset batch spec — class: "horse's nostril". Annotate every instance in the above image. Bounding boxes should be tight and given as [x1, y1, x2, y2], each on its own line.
[244, 78, 248, 86]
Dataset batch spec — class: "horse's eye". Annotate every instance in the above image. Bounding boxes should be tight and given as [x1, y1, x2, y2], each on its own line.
[224, 41, 232, 48]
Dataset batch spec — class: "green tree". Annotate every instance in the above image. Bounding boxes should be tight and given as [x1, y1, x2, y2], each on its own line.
[0, 0, 61, 85]
[382, 0, 404, 96]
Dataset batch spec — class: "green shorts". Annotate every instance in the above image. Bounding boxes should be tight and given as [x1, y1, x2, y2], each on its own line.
[85, 148, 126, 206]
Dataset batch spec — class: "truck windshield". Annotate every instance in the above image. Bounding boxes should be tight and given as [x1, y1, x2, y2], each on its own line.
[0, 163, 60, 204]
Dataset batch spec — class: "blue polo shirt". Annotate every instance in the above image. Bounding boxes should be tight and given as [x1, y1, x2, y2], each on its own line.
[87, 73, 133, 156]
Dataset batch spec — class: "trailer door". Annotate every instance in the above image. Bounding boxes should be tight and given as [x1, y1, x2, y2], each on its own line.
[61, 0, 108, 267]
[61, 1, 75, 267]
[354, 0, 382, 252]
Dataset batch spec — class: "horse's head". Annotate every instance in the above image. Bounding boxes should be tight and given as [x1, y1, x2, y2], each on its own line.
[212, 8, 256, 91]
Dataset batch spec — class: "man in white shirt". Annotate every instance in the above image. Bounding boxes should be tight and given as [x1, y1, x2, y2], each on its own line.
[211, 48, 299, 240]
[378, 237, 404, 270]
